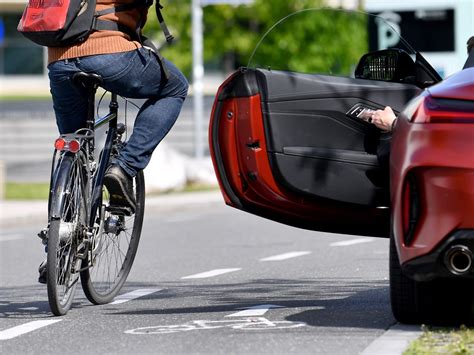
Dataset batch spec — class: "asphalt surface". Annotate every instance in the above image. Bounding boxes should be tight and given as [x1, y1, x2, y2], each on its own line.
[0, 201, 396, 354]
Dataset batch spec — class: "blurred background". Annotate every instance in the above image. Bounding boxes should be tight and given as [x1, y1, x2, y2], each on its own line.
[0, 0, 472, 198]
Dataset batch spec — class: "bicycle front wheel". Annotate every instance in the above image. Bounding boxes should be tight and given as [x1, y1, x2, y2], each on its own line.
[81, 170, 145, 304]
[47, 153, 87, 316]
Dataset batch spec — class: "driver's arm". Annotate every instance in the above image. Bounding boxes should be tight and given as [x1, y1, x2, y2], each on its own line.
[371, 106, 397, 132]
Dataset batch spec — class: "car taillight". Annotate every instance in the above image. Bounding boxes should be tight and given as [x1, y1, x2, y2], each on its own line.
[402, 173, 420, 246]
[409, 94, 474, 123]
[54, 138, 81, 153]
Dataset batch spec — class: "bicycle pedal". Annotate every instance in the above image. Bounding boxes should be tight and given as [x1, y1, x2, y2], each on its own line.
[106, 206, 133, 216]
[37, 228, 48, 245]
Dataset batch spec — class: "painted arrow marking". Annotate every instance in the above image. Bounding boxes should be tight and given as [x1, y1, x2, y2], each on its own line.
[225, 304, 285, 317]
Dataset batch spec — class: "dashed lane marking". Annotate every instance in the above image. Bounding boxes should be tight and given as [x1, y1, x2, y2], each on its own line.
[361, 323, 422, 355]
[111, 288, 164, 305]
[226, 304, 285, 317]
[0, 320, 62, 340]
[163, 216, 200, 223]
[330, 238, 375, 247]
[17, 307, 39, 311]
[181, 268, 242, 279]
[260, 251, 312, 261]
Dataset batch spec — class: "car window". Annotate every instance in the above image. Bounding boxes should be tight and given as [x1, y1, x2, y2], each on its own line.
[248, 8, 416, 78]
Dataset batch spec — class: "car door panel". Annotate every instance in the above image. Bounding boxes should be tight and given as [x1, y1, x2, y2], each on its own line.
[256, 69, 421, 206]
[210, 68, 421, 237]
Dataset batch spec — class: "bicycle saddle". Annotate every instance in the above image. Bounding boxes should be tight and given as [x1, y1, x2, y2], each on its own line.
[72, 72, 104, 89]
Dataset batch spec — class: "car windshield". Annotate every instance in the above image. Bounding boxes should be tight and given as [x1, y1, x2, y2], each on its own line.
[247, 8, 416, 77]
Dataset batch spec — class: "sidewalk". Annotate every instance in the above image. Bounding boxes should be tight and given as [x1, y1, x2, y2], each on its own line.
[0, 190, 224, 229]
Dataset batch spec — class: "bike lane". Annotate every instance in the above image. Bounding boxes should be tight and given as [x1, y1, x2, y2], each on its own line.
[0, 204, 406, 354]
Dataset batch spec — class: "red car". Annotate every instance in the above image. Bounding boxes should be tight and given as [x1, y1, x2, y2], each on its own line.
[209, 10, 474, 324]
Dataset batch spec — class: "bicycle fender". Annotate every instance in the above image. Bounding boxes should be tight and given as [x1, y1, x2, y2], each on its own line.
[50, 154, 75, 220]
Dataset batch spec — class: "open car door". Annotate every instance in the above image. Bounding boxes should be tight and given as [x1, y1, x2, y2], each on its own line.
[209, 9, 441, 238]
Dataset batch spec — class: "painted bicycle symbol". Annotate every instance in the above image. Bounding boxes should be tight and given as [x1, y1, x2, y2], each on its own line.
[125, 317, 306, 335]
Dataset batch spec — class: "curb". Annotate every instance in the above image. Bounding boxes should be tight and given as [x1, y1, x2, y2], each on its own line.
[361, 323, 422, 355]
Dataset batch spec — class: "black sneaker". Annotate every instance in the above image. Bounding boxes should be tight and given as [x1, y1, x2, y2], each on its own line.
[103, 164, 136, 213]
[38, 260, 47, 284]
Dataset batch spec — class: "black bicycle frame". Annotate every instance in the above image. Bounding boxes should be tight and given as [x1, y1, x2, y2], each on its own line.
[88, 92, 118, 228]
[47, 79, 120, 234]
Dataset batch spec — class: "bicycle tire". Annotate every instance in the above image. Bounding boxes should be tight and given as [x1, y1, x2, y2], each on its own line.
[47, 153, 87, 316]
[80, 170, 145, 304]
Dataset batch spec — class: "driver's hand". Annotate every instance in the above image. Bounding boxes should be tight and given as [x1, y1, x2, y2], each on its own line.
[371, 106, 397, 131]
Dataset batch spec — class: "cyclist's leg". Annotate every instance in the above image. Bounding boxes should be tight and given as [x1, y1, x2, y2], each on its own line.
[76, 47, 189, 178]
[111, 55, 189, 178]
[48, 59, 88, 134]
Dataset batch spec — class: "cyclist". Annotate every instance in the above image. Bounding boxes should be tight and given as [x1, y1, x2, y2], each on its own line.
[39, 0, 188, 283]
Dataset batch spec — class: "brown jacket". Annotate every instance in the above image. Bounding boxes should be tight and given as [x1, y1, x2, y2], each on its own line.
[48, 0, 148, 64]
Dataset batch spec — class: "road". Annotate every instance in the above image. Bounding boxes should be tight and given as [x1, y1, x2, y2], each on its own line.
[0, 201, 395, 354]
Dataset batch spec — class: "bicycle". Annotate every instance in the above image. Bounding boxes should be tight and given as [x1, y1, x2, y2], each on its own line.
[39, 72, 145, 316]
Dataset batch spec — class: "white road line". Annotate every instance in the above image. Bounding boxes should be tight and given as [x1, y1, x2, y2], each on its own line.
[226, 304, 285, 317]
[164, 216, 200, 223]
[111, 288, 163, 305]
[0, 320, 62, 340]
[0, 234, 25, 242]
[330, 238, 375, 247]
[361, 323, 422, 355]
[181, 268, 241, 279]
[260, 251, 311, 261]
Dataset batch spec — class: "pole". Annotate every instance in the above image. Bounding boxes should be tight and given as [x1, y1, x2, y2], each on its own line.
[192, 0, 205, 159]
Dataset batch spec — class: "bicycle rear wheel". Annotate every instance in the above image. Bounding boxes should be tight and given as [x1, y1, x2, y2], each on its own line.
[81, 170, 145, 304]
[47, 153, 87, 316]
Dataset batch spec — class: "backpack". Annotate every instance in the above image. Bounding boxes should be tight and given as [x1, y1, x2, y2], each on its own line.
[17, 0, 172, 47]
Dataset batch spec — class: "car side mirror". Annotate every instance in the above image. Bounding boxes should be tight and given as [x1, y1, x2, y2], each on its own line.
[355, 49, 416, 84]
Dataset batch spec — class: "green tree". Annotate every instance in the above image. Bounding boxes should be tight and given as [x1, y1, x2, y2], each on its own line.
[144, 1, 367, 78]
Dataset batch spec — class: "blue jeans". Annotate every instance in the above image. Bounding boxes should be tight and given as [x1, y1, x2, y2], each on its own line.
[48, 47, 189, 177]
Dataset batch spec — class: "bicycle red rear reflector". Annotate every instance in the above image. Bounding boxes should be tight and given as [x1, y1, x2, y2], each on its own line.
[54, 138, 66, 151]
[54, 138, 81, 153]
[68, 140, 81, 153]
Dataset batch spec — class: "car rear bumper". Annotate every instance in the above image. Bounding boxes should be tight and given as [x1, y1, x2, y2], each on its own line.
[401, 229, 474, 281]
[391, 117, 474, 278]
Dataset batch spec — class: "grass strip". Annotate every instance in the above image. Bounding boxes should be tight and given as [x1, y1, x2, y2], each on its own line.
[404, 325, 474, 354]
[5, 183, 50, 200]
[5, 182, 218, 200]
[0, 95, 50, 101]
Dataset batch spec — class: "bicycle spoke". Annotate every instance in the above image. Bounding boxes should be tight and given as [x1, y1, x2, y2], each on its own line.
[47, 154, 87, 315]
[81, 171, 144, 304]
